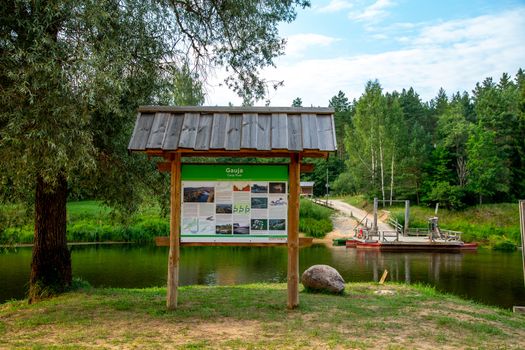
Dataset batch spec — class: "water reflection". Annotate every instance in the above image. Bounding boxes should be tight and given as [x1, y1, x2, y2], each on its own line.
[1, 244, 523, 308]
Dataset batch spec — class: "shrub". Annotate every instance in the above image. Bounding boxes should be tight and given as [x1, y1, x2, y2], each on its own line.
[1, 226, 33, 244]
[299, 199, 333, 238]
[300, 199, 333, 221]
[490, 235, 517, 251]
[299, 218, 333, 238]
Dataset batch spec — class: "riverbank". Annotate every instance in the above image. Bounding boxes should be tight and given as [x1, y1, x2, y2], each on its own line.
[1, 199, 334, 245]
[341, 196, 522, 249]
[1, 283, 523, 349]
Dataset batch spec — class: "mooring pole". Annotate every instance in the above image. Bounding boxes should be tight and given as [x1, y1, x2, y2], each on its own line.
[514, 200, 525, 314]
[520, 200, 525, 284]
[167, 153, 182, 310]
[404, 200, 410, 235]
[287, 153, 300, 309]
[373, 197, 378, 234]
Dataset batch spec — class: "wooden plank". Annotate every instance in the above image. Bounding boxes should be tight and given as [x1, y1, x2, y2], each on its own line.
[256, 114, 272, 150]
[167, 153, 182, 310]
[316, 115, 336, 151]
[178, 113, 199, 149]
[287, 153, 300, 309]
[128, 113, 155, 150]
[287, 115, 303, 151]
[139, 105, 334, 115]
[155, 236, 313, 247]
[301, 114, 319, 150]
[172, 149, 329, 158]
[379, 269, 389, 284]
[271, 113, 288, 149]
[225, 114, 242, 150]
[146, 113, 170, 149]
[241, 113, 258, 149]
[210, 113, 229, 149]
[162, 114, 184, 150]
[514, 306, 525, 314]
[194, 114, 213, 150]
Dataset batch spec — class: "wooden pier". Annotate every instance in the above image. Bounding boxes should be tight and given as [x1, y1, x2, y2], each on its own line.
[346, 238, 478, 252]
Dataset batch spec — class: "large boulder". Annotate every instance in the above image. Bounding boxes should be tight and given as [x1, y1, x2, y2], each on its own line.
[301, 264, 345, 294]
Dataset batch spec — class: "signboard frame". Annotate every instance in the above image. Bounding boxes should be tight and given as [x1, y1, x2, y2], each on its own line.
[180, 164, 289, 244]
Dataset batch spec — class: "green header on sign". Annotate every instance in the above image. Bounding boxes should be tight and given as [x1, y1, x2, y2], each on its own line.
[182, 164, 288, 181]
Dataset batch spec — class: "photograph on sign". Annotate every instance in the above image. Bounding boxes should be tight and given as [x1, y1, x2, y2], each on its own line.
[183, 187, 215, 202]
[180, 164, 288, 243]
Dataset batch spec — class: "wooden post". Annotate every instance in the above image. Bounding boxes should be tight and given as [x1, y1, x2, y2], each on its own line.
[404, 200, 410, 235]
[379, 269, 388, 284]
[167, 153, 182, 310]
[287, 153, 300, 309]
[520, 200, 525, 290]
[373, 197, 378, 234]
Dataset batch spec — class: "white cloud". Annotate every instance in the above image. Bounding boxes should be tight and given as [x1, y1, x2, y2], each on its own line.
[349, 0, 396, 23]
[316, 0, 354, 13]
[206, 8, 525, 107]
[285, 33, 340, 57]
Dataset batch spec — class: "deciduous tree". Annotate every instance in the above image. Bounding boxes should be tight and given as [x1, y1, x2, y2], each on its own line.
[0, 0, 309, 302]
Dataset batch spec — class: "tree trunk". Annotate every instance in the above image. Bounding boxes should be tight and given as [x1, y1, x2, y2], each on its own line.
[457, 156, 467, 187]
[29, 174, 71, 303]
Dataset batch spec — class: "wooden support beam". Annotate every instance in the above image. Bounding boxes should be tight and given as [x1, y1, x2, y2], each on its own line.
[144, 149, 329, 159]
[287, 153, 300, 309]
[167, 153, 181, 310]
[155, 236, 314, 247]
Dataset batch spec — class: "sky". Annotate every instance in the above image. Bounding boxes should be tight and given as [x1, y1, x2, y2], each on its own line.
[205, 0, 525, 107]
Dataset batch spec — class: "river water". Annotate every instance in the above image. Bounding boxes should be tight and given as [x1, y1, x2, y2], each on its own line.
[1, 244, 524, 309]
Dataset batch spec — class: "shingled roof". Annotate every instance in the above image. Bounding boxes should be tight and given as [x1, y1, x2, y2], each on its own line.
[128, 106, 337, 157]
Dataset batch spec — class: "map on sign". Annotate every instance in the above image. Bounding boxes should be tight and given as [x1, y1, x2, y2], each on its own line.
[180, 164, 289, 243]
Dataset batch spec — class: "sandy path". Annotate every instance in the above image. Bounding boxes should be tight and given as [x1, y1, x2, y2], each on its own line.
[312, 199, 393, 244]
[328, 199, 393, 231]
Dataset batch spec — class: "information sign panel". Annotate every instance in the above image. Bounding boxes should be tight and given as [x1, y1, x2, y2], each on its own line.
[181, 164, 288, 243]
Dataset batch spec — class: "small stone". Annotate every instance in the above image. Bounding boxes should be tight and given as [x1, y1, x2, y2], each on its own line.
[301, 264, 345, 294]
[374, 289, 396, 296]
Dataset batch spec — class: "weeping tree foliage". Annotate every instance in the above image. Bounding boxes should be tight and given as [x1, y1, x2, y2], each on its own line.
[0, 0, 309, 302]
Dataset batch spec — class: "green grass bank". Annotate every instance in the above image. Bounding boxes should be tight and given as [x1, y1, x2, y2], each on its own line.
[1, 283, 523, 349]
[0, 199, 333, 244]
[343, 195, 522, 250]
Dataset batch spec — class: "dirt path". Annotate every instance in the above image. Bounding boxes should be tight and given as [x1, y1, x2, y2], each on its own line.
[328, 199, 393, 231]
[313, 199, 393, 244]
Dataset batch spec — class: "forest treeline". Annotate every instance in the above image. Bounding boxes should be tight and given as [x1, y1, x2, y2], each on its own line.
[302, 68, 525, 209]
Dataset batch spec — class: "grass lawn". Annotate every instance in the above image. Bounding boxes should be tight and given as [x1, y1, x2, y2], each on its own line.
[1, 283, 524, 349]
